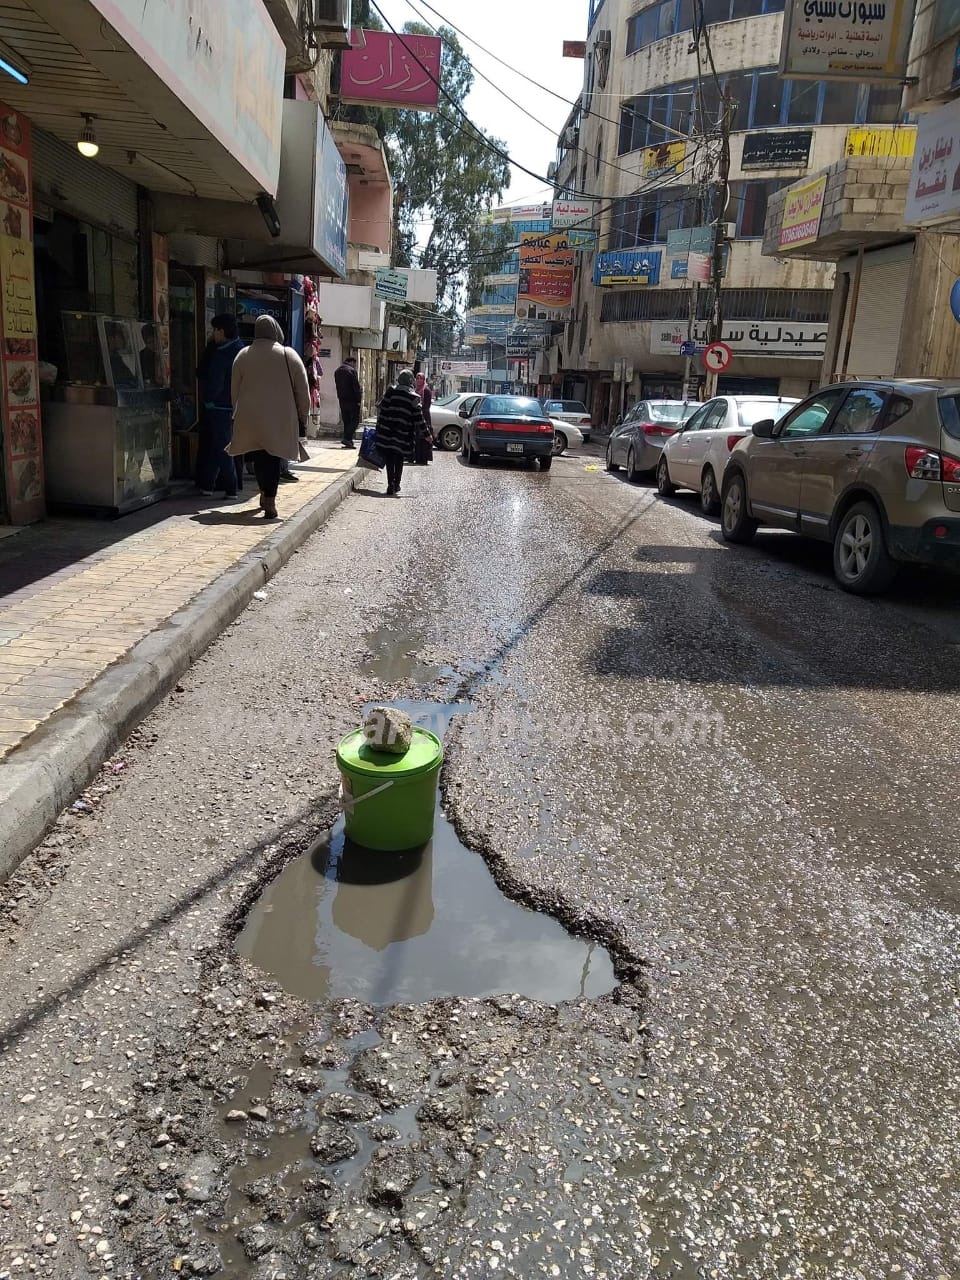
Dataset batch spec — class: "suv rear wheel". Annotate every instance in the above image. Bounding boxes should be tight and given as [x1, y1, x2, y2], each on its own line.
[721, 472, 758, 544]
[832, 500, 897, 595]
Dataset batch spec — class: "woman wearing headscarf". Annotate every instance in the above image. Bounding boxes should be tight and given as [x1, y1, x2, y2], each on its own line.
[376, 369, 425, 496]
[228, 316, 310, 519]
[414, 372, 434, 465]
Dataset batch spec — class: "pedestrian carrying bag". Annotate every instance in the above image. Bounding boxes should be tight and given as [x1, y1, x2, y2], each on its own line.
[358, 424, 384, 470]
[282, 350, 310, 461]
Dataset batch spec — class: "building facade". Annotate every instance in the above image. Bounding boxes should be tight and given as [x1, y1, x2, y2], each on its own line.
[763, 0, 960, 384]
[545, 0, 909, 425]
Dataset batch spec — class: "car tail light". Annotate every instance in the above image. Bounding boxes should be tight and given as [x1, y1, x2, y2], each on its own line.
[905, 445, 950, 481]
[579, 417, 592, 426]
[641, 421, 676, 437]
[475, 419, 492, 431]
[538, 422, 555, 433]
[726, 434, 746, 452]
[943, 453, 960, 482]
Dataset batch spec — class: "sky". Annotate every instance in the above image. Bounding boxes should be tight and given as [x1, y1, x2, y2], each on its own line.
[373, 0, 590, 206]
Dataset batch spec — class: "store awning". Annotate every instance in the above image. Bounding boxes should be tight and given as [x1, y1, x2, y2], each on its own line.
[0, 0, 285, 199]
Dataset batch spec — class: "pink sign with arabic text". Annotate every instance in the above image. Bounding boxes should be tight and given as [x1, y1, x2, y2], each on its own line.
[341, 30, 442, 112]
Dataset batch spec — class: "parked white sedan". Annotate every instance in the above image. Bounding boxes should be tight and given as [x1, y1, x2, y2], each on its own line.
[657, 395, 798, 515]
[431, 393, 484, 452]
[550, 419, 583, 455]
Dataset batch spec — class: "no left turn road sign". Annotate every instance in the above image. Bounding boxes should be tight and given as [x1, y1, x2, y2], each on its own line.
[703, 341, 732, 374]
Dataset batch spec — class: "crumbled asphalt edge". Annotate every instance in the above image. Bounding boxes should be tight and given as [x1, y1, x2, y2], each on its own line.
[115, 710, 649, 1278]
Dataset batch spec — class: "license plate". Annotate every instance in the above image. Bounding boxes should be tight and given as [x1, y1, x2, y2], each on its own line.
[506, 442, 524, 454]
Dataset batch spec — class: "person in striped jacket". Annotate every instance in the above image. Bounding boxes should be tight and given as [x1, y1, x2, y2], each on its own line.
[375, 370, 426, 497]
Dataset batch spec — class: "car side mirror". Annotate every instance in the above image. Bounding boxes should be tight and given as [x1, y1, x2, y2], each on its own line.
[752, 418, 776, 438]
[459, 407, 470, 419]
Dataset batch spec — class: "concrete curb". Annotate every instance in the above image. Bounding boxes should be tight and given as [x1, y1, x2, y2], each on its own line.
[0, 468, 360, 884]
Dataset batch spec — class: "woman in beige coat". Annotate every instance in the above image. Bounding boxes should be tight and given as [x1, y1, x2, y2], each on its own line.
[229, 315, 310, 519]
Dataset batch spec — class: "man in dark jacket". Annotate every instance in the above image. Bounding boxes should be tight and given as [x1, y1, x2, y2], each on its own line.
[334, 355, 363, 449]
[376, 370, 425, 496]
[197, 314, 244, 496]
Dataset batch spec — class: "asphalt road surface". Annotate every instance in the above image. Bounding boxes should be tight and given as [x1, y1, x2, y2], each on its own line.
[1, 447, 959, 1280]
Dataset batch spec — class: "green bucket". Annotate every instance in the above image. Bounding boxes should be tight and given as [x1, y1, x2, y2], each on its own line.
[336, 727, 444, 852]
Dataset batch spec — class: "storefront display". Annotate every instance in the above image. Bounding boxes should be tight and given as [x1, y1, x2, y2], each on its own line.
[168, 265, 236, 477]
[42, 311, 170, 514]
[0, 100, 43, 524]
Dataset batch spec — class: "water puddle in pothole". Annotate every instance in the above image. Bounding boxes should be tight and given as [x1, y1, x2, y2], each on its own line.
[236, 701, 616, 1005]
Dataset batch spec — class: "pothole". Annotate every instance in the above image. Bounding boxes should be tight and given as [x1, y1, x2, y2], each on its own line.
[235, 701, 616, 1006]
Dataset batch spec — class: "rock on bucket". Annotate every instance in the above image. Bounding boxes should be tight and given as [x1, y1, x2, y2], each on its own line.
[335, 706, 444, 852]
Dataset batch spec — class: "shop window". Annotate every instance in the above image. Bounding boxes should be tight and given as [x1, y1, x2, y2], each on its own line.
[751, 69, 784, 126]
[821, 79, 861, 125]
[785, 79, 819, 126]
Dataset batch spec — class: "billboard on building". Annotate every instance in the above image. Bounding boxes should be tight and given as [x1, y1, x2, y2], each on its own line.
[906, 100, 960, 226]
[642, 142, 685, 178]
[516, 232, 575, 317]
[741, 130, 813, 169]
[778, 176, 827, 249]
[779, 0, 912, 82]
[340, 30, 443, 111]
[594, 249, 662, 287]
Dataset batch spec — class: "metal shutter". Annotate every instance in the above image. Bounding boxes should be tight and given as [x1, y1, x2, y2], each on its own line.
[166, 234, 221, 271]
[842, 245, 912, 378]
[32, 127, 138, 237]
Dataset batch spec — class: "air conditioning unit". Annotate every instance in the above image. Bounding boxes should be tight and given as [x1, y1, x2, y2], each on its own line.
[311, 0, 351, 48]
[722, 222, 737, 240]
[563, 127, 579, 149]
[547, 162, 558, 181]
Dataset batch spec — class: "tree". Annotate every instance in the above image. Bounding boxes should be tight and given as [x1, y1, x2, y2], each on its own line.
[344, 5, 511, 311]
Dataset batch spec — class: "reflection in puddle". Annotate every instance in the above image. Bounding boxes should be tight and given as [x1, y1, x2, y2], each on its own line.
[237, 699, 615, 1003]
[236, 813, 615, 1004]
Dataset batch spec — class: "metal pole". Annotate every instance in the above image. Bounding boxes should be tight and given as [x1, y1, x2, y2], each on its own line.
[703, 93, 733, 401]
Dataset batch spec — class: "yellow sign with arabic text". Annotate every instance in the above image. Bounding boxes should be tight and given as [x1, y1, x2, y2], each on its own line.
[779, 175, 827, 249]
[844, 125, 916, 159]
[0, 233, 35, 339]
[642, 141, 686, 178]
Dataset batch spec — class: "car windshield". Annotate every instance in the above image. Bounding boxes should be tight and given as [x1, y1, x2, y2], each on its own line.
[737, 400, 796, 428]
[483, 396, 545, 417]
[647, 403, 688, 422]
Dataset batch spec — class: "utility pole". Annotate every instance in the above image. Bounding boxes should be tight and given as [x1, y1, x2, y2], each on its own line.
[703, 91, 733, 401]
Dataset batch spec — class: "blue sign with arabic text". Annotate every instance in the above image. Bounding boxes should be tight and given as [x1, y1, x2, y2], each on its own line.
[593, 249, 662, 287]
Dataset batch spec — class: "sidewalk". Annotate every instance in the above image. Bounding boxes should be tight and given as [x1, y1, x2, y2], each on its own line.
[0, 442, 358, 875]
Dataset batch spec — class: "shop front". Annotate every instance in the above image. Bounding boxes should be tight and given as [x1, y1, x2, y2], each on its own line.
[0, 0, 285, 521]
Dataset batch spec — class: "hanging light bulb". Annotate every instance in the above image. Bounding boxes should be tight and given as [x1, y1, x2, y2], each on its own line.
[77, 116, 98, 158]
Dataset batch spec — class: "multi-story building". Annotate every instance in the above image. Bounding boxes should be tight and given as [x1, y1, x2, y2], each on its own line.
[465, 203, 553, 390]
[544, 0, 908, 425]
[762, 1, 960, 383]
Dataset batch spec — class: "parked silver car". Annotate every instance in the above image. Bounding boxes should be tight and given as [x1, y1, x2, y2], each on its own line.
[605, 400, 698, 481]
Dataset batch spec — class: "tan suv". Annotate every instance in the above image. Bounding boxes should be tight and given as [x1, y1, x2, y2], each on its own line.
[720, 379, 960, 594]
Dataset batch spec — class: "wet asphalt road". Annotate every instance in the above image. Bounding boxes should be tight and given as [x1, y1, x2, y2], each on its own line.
[1, 445, 959, 1280]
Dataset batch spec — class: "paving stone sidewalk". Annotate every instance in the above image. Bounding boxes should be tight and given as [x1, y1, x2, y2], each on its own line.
[0, 443, 357, 760]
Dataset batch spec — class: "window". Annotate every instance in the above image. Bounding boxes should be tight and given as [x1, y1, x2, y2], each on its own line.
[779, 389, 846, 438]
[785, 79, 819, 126]
[600, 288, 833, 325]
[731, 0, 765, 14]
[821, 80, 860, 126]
[830, 388, 887, 435]
[866, 83, 903, 123]
[751, 69, 783, 127]
[703, 401, 729, 431]
[626, 0, 785, 57]
[738, 400, 791, 427]
[724, 70, 754, 128]
[683, 405, 713, 432]
[701, 0, 732, 23]
[732, 179, 785, 239]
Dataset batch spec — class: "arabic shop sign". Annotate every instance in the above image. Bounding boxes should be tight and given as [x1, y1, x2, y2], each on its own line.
[651, 321, 828, 357]
[780, 0, 912, 82]
[517, 232, 575, 317]
[594, 249, 662, 287]
[642, 141, 686, 178]
[341, 29, 442, 111]
[568, 228, 599, 251]
[778, 175, 827, 248]
[742, 130, 813, 169]
[552, 199, 597, 229]
[666, 225, 715, 261]
[844, 125, 916, 158]
[440, 360, 488, 375]
[906, 100, 960, 226]
[374, 267, 409, 303]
